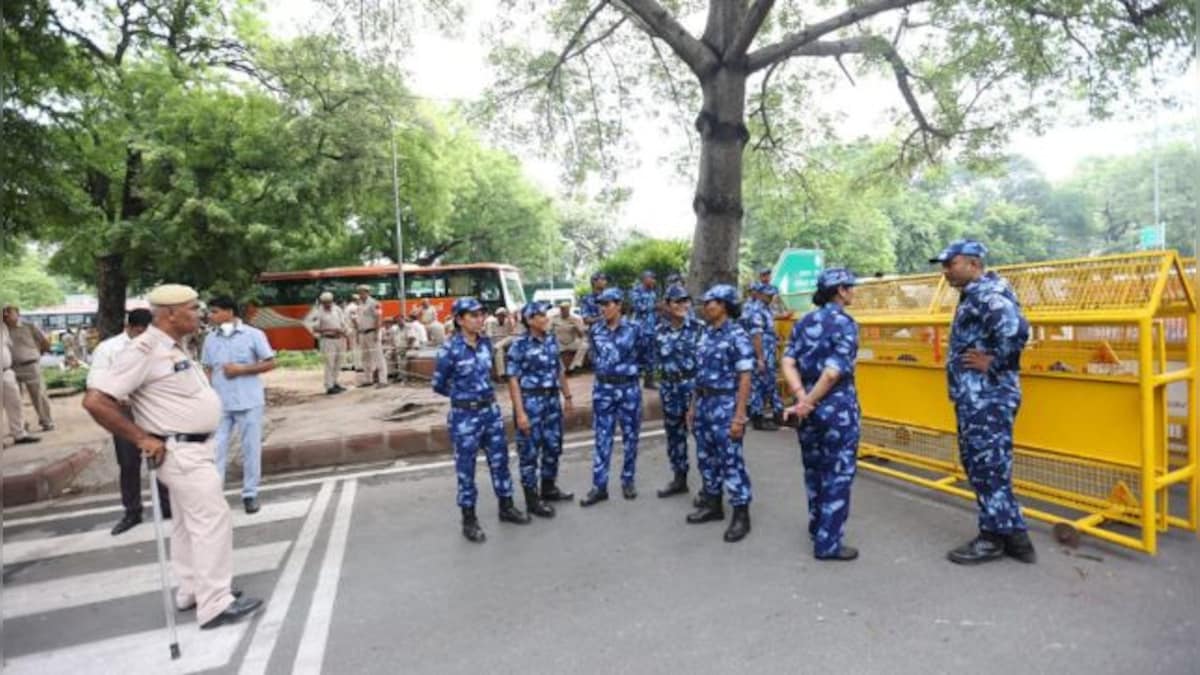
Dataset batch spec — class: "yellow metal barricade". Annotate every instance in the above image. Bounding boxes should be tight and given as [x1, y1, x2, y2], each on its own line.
[778, 251, 1198, 555]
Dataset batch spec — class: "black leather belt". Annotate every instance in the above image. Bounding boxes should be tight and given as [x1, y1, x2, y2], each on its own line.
[452, 398, 496, 410]
[661, 370, 695, 383]
[521, 387, 559, 396]
[360, 328, 377, 334]
[15, 359, 38, 367]
[153, 433, 212, 443]
[596, 375, 637, 384]
[696, 387, 735, 397]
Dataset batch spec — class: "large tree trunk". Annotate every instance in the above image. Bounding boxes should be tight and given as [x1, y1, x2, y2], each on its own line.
[685, 4, 748, 297]
[96, 253, 127, 339]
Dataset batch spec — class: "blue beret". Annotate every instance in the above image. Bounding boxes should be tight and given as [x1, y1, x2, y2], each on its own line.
[817, 268, 858, 291]
[641, 270, 656, 279]
[451, 297, 484, 315]
[590, 271, 609, 282]
[664, 285, 690, 301]
[701, 284, 739, 305]
[597, 288, 624, 303]
[521, 301, 550, 320]
[930, 239, 988, 263]
[758, 283, 778, 297]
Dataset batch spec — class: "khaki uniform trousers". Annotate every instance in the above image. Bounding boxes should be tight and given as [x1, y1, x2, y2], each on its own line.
[14, 364, 53, 428]
[319, 337, 343, 389]
[560, 337, 589, 370]
[386, 344, 408, 381]
[158, 438, 235, 625]
[2, 368, 23, 440]
[359, 331, 387, 385]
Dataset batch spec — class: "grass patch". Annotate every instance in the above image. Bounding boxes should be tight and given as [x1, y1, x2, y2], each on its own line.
[274, 350, 325, 370]
[43, 367, 88, 391]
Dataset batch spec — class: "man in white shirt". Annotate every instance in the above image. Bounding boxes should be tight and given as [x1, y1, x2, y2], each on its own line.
[88, 309, 172, 534]
[405, 314, 429, 348]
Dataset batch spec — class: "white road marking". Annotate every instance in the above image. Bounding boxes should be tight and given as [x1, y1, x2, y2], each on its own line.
[291, 479, 357, 674]
[238, 481, 334, 675]
[6, 498, 313, 565]
[5, 542, 290, 620]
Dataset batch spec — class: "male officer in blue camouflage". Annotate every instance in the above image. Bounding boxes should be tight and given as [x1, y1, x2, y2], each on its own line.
[686, 285, 755, 542]
[506, 301, 577, 518]
[433, 297, 530, 543]
[580, 287, 651, 506]
[741, 283, 778, 431]
[782, 268, 862, 561]
[754, 283, 785, 428]
[653, 285, 703, 498]
[629, 270, 660, 390]
[580, 272, 610, 330]
[932, 239, 1036, 565]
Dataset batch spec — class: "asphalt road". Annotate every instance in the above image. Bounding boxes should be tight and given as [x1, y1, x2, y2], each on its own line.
[4, 426, 1199, 674]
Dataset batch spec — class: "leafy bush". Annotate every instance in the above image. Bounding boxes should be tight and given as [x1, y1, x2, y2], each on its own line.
[42, 368, 88, 391]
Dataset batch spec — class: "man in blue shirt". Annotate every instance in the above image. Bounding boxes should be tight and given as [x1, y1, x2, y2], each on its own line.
[201, 297, 276, 514]
[931, 239, 1036, 566]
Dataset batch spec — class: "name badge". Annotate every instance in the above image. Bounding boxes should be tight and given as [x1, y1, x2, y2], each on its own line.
[173, 360, 192, 373]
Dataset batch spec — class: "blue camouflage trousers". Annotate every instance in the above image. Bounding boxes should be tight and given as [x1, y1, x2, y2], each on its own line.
[449, 404, 514, 508]
[659, 380, 694, 474]
[797, 403, 860, 557]
[591, 380, 642, 488]
[750, 342, 783, 417]
[516, 393, 564, 488]
[955, 400, 1027, 534]
[693, 394, 752, 506]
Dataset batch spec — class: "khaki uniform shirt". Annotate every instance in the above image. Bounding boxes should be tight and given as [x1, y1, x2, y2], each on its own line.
[9, 323, 44, 366]
[308, 305, 347, 338]
[89, 325, 221, 436]
[550, 314, 586, 347]
[357, 297, 381, 331]
[420, 306, 437, 326]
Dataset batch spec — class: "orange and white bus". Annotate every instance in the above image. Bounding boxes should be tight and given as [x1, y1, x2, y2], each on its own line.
[248, 263, 527, 350]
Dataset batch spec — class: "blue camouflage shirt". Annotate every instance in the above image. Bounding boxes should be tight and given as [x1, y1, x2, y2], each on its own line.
[432, 333, 497, 401]
[591, 318, 649, 377]
[654, 316, 703, 376]
[740, 298, 768, 341]
[630, 285, 659, 328]
[505, 333, 561, 390]
[695, 319, 755, 389]
[580, 291, 604, 324]
[784, 303, 859, 396]
[947, 271, 1030, 407]
[757, 301, 778, 346]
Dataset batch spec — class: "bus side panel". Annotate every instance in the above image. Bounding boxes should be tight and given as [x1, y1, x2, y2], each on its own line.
[246, 305, 317, 351]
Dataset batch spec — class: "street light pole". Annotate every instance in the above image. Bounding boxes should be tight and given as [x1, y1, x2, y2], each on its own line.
[390, 120, 406, 315]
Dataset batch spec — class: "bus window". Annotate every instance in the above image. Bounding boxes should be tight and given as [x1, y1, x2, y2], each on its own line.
[502, 270, 526, 307]
[407, 273, 446, 299]
[257, 279, 323, 305]
[322, 277, 395, 301]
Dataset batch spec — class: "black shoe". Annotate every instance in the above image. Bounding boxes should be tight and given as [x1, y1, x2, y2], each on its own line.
[243, 497, 260, 514]
[462, 507, 486, 543]
[643, 375, 657, 390]
[657, 471, 688, 498]
[579, 487, 609, 507]
[13, 435, 39, 445]
[724, 505, 751, 542]
[1004, 531, 1037, 564]
[540, 479, 574, 502]
[524, 486, 555, 519]
[750, 415, 766, 431]
[815, 545, 859, 561]
[947, 533, 1006, 565]
[759, 417, 779, 431]
[498, 496, 531, 524]
[326, 387, 337, 395]
[332, 385, 346, 393]
[200, 596, 263, 630]
[622, 483, 637, 500]
[179, 588, 243, 612]
[686, 493, 724, 524]
[110, 513, 142, 536]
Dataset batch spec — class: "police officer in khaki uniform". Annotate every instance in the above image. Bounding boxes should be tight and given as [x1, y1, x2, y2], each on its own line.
[306, 292, 348, 395]
[2, 318, 38, 446]
[550, 302, 588, 373]
[354, 284, 387, 387]
[83, 284, 263, 629]
[3, 305, 55, 430]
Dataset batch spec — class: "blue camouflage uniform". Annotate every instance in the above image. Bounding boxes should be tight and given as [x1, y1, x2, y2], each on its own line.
[580, 271, 609, 327]
[936, 241, 1031, 536]
[740, 285, 770, 419]
[754, 284, 784, 419]
[629, 272, 659, 337]
[506, 302, 566, 489]
[785, 268, 861, 557]
[694, 285, 755, 505]
[654, 286, 703, 475]
[432, 298, 515, 508]
[590, 287, 650, 489]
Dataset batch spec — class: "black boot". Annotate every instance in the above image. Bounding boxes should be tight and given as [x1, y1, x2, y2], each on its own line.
[643, 373, 657, 390]
[693, 491, 708, 508]
[498, 496, 531, 524]
[773, 410, 787, 427]
[540, 478, 574, 502]
[724, 505, 751, 542]
[579, 487, 609, 507]
[947, 532, 1005, 565]
[760, 415, 779, 431]
[461, 507, 486, 543]
[750, 415, 766, 431]
[657, 471, 688, 498]
[686, 492, 724, 524]
[815, 545, 859, 561]
[524, 486, 555, 519]
[1004, 530, 1037, 564]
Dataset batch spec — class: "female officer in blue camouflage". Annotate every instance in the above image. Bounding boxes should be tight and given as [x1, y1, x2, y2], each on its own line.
[741, 283, 778, 431]
[781, 268, 861, 561]
[506, 301, 576, 518]
[432, 297, 530, 543]
[753, 283, 785, 429]
[686, 285, 755, 542]
[654, 285, 703, 499]
[629, 270, 660, 390]
[932, 239, 1036, 565]
[580, 287, 651, 506]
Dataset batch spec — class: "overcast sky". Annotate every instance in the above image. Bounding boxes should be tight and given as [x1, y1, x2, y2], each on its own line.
[266, 2, 1197, 240]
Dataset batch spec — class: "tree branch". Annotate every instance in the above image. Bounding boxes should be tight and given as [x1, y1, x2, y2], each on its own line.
[724, 0, 775, 63]
[614, 0, 717, 77]
[547, 1, 611, 89]
[745, 0, 925, 73]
